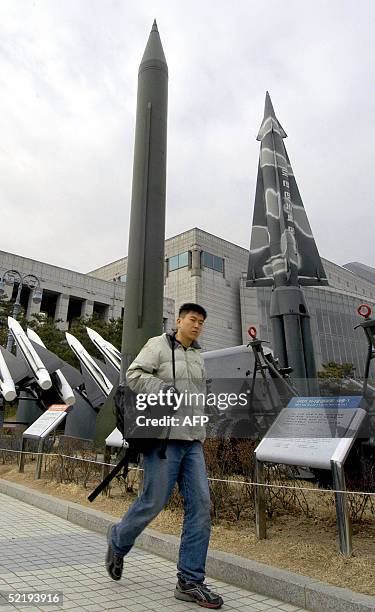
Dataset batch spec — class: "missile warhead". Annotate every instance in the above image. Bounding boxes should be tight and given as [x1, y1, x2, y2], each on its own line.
[65, 332, 113, 398]
[27, 328, 76, 405]
[0, 350, 17, 401]
[8, 317, 52, 390]
[247, 91, 328, 289]
[86, 327, 121, 372]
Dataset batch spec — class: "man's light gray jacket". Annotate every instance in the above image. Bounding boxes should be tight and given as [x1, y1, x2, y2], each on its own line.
[126, 333, 206, 441]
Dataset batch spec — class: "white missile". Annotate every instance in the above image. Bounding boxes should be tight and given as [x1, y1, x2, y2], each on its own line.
[86, 327, 121, 372]
[8, 317, 52, 390]
[27, 328, 76, 406]
[65, 332, 113, 397]
[0, 350, 17, 401]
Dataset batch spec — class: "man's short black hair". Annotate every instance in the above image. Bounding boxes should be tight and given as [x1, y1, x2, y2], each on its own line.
[178, 303, 207, 320]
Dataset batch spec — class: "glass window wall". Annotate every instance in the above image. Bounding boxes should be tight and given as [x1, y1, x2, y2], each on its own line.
[201, 251, 224, 273]
[168, 252, 190, 272]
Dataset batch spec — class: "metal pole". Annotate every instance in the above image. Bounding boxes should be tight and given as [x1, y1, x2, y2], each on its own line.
[255, 458, 267, 540]
[1, 270, 42, 353]
[331, 459, 352, 556]
[19, 438, 26, 472]
[35, 438, 44, 480]
[102, 446, 112, 496]
[6, 282, 22, 353]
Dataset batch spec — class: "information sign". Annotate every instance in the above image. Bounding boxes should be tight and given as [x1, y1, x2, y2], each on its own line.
[23, 405, 70, 440]
[255, 396, 366, 469]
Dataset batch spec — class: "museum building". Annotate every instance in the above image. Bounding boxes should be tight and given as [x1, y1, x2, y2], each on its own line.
[1, 227, 375, 376]
[89, 228, 375, 376]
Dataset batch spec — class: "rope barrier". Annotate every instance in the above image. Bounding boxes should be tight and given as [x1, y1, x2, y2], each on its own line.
[1, 447, 374, 497]
[0, 447, 143, 471]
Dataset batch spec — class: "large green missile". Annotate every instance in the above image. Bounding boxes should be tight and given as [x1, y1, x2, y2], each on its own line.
[121, 21, 168, 377]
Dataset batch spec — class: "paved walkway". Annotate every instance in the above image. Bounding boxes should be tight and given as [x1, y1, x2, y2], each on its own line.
[0, 493, 306, 611]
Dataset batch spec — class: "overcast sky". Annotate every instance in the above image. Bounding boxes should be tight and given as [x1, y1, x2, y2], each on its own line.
[0, 0, 373, 273]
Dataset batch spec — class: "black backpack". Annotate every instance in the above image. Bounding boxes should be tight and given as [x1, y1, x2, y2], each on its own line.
[88, 336, 176, 502]
[114, 382, 165, 458]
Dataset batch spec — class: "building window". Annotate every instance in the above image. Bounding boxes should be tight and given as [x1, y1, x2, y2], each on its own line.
[119, 274, 127, 283]
[201, 251, 224, 273]
[168, 251, 189, 272]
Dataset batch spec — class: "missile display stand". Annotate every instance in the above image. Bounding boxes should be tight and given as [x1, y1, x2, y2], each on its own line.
[355, 304, 375, 399]
[247, 326, 298, 409]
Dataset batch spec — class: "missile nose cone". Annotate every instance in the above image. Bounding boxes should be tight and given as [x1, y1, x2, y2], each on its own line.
[264, 91, 276, 120]
[140, 19, 168, 75]
[65, 332, 74, 344]
[256, 91, 287, 141]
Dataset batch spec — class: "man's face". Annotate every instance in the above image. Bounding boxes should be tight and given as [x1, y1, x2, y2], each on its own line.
[176, 311, 205, 343]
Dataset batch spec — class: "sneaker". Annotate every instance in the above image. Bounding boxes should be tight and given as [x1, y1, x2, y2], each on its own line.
[105, 524, 123, 581]
[174, 578, 224, 609]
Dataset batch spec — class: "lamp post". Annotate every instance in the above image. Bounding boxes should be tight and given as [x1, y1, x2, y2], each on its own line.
[0, 270, 42, 353]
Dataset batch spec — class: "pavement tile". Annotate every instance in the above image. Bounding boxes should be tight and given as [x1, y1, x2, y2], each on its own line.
[0, 492, 306, 612]
[262, 598, 290, 607]
[250, 593, 276, 602]
[247, 602, 279, 610]
[236, 608, 270, 612]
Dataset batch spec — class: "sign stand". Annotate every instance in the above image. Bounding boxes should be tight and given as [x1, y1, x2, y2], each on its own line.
[254, 458, 266, 540]
[19, 438, 26, 473]
[20, 405, 70, 479]
[331, 459, 351, 555]
[101, 447, 112, 496]
[254, 396, 366, 556]
[35, 439, 45, 480]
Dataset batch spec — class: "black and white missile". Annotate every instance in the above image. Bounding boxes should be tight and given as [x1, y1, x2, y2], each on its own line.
[65, 332, 113, 398]
[247, 92, 327, 288]
[0, 349, 17, 401]
[66, 331, 123, 443]
[27, 328, 75, 405]
[86, 327, 121, 372]
[8, 317, 52, 390]
[121, 20, 168, 374]
[247, 93, 328, 393]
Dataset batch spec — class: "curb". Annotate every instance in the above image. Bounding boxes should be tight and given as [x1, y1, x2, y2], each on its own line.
[1, 479, 374, 612]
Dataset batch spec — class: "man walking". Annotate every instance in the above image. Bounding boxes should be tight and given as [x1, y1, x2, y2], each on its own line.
[105, 303, 224, 608]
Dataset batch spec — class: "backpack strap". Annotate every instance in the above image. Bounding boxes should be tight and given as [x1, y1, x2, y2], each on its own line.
[88, 452, 129, 502]
[171, 332, 176, 386]
[157, 334, 176, 459]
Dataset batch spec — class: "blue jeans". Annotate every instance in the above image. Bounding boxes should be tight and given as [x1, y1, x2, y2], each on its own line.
[111, 440, 211, 583]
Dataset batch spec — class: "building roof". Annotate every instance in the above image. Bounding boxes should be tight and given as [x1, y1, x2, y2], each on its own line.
[343, 262, 375, 286]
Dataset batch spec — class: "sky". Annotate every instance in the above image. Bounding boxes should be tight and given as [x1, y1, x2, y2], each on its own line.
[0, 0, 373, 273]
